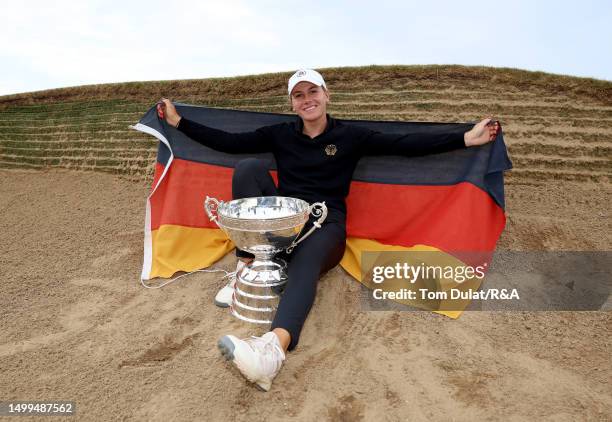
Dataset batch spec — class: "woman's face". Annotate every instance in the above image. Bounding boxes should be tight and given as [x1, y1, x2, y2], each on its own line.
[290, 81, 330, 122]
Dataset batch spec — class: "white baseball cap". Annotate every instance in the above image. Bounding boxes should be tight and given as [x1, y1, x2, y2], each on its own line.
[287, 69, 327, 96]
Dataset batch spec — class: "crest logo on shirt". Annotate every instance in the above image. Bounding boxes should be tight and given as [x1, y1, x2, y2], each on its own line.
[325, 144, 337, 156]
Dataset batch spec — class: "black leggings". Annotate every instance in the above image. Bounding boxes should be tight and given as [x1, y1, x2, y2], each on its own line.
[232, 158, 346, 351]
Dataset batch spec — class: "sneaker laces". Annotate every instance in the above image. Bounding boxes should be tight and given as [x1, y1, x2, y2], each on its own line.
[248, 334, 286, 363]
[221, 270, 237, 287]
[141, 267, 230, 289]
[222, 260, 248, 288]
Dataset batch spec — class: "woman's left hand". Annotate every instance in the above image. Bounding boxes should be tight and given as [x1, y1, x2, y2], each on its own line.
[464, 117, 500, 147]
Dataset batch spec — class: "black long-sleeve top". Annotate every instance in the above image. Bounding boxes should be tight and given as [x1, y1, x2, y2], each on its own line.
[177, 114, 466, 223]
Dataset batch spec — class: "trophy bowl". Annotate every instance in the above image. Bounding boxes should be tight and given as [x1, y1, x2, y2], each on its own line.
[205, 196, 327, 325]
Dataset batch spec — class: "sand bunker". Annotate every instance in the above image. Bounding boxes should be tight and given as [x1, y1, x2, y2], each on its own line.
[0, 168, 610, 420]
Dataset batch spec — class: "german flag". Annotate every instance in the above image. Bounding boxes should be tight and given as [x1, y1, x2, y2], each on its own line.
[132, 104, 511, 317]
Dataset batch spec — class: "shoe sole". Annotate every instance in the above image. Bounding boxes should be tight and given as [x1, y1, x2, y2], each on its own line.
[217, 336, 269, 392]
[214, 300, 230, 308]
[218, 336, 236, 360]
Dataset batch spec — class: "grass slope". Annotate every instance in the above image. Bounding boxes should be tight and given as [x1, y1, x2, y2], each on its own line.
[0, 65, 610, 183]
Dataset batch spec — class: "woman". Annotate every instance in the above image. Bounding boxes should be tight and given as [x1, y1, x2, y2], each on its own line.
[157, 68, 499, 391]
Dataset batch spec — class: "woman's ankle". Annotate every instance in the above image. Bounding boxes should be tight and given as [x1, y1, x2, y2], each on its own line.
[271, 328, 291, 352]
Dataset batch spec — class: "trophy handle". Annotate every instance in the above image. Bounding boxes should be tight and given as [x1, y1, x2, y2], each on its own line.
[286, 202, 328, 254]
[204, 196, 223, 228]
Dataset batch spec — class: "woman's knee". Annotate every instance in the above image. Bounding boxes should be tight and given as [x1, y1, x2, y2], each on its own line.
[233, 158, 269, 179]
[232, 158, 276, 198]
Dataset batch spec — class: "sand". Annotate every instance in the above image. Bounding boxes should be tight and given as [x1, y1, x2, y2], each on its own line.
[0, 168, 610, 421]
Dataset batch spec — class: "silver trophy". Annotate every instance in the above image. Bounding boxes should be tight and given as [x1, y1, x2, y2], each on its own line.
[204, 196, 328, 325]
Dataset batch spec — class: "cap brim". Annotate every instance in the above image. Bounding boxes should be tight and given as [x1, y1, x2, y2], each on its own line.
[288, 79, 326, 96]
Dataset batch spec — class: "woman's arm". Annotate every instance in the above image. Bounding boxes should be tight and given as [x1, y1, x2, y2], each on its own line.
[361, 118, 499, 156]
[157, 98, 272, 154]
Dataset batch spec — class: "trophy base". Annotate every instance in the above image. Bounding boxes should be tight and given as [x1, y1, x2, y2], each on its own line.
[230, 259, 288, 325]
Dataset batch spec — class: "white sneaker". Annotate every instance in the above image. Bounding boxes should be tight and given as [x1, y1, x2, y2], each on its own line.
[218, 332, 286, 391]
[214, 260, 247, 308]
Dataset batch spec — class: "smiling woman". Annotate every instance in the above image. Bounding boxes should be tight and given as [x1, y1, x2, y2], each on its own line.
[287, 69, 331, 138]
[156, 68, 499, 392]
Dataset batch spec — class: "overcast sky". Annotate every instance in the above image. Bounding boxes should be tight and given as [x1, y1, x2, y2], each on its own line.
[1, 0, 610, 96]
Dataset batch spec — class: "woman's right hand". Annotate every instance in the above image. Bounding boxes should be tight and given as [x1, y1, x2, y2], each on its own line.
[156, 98, 182, 128]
